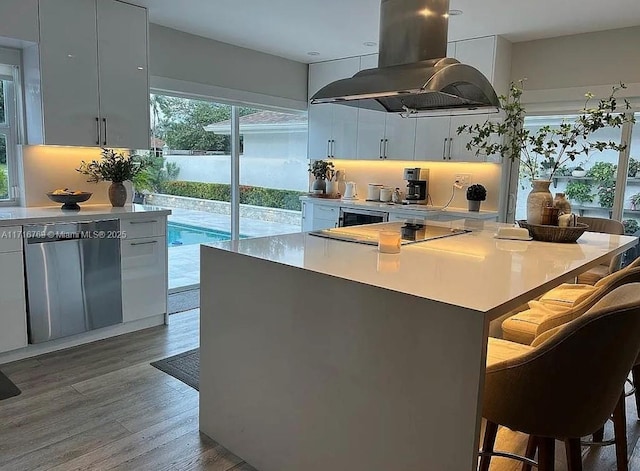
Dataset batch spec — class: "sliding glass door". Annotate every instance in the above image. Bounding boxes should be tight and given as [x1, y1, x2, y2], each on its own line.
[139, 94, 308, 291]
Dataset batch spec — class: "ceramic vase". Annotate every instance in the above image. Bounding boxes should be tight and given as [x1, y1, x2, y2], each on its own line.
[527, 180, 553, 225]
[108, 181, 127, 207]
[468, 200, 481, 212]
[553, 192, 572, 215]
[311, 177, 326, 194]
[325, 180, 337, 196]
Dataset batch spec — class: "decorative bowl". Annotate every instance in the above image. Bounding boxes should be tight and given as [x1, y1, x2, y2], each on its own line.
[517, 220, 589, 243]
[572, 170, 587, 177]
[47, 192, 93, 210]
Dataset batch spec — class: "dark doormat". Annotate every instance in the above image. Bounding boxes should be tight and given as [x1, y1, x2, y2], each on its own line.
[0, 370, 21, 401]
[168, 289, 200, 315]
[151, 348, 199, 391]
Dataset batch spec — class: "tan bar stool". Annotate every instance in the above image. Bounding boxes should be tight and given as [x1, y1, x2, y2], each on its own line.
[481, 284, 640, 471]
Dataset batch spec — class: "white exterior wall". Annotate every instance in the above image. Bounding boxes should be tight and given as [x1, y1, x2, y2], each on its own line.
[165, 130, 309, 192]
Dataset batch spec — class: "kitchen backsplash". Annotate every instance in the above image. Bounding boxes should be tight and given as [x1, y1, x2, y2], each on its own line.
[325, 160, 502, 211]
[18, 146, 132, 207]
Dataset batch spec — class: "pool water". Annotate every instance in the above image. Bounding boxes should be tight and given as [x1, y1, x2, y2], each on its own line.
[167, 222, 239, 247]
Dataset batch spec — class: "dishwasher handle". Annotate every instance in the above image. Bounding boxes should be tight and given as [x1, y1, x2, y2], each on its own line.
[26, 231, 94, 244]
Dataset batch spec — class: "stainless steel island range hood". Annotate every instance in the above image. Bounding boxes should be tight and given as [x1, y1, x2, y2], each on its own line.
[310, 0, 500, 116]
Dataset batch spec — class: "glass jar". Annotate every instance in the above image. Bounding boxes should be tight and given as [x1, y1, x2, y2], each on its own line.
[553, 192, 572, 215]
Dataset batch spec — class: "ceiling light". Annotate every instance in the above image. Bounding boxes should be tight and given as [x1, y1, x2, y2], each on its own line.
[307, 51, 320, 56]
[363, 42, 377, 47]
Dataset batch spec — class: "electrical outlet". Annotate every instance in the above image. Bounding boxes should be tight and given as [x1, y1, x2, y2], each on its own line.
[454, 173, 471, 187]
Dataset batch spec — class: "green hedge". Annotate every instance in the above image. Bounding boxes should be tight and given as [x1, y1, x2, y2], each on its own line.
[0, 167, 7, 199]
[161, 181, 304, 211]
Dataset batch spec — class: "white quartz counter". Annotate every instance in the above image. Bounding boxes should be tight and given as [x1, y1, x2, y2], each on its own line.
[204, 221, 638, 316]
[300, 196, 498, 220]
[0, 204, 171, 227]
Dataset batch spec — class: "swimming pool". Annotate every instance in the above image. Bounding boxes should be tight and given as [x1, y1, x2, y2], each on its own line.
[167, 222, 240, 247]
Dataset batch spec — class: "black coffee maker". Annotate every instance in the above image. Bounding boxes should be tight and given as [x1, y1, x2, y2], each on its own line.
[402, 168, 429, 204]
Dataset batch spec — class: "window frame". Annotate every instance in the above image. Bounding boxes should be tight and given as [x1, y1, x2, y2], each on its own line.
[0, 50, 22, 206]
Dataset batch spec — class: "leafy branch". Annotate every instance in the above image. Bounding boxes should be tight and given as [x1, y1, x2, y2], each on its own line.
[457, 80, 635, 181]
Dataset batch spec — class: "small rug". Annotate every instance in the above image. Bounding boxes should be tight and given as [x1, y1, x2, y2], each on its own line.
[168, 289, 200, 315]
[0, 370, 21, 401]
[151, 349, 199, 391]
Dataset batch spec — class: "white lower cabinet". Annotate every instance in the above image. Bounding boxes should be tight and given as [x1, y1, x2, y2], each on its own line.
[301, 202, 340, 231]
[121, 235, 167, 323]
[0, 227, 28, 353]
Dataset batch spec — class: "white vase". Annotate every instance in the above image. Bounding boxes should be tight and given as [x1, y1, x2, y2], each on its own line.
[325, 180, 337, 196]
[527, 180, 553, 225]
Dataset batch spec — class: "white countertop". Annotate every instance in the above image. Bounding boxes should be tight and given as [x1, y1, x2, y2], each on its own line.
[204, 221, 638, 315]
[300, 196, 498, 220]
[0, 204, 171, 227]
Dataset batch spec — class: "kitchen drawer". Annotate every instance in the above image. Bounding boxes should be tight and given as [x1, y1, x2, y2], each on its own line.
[121, 216, 166, 240]
[121, 236, 167, 322]
[314, 205, 339, 221]
[0, 226, 23, 253]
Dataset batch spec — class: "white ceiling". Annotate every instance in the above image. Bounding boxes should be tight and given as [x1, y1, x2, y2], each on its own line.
[128, 0, 640, 63]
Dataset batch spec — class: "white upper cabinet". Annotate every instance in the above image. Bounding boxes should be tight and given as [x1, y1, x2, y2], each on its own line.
[308, 36, 511, 162]
[416, 36, 511, 162]
[26, 0, 149, 149]
[355, 54, 416, 160]
[308, 57, 360, 160]
[37, 0, 101, 147]
[96, 0, 149, 149]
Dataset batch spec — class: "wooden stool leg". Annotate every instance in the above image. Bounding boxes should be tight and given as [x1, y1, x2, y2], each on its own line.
[592, 426, 605, 443]
[565, 438, 583, 471]
[522, 436, 538, 471]
[632, 364, 640, 419]
[613, 394, 629, 471]
[479, 421, 499, 471]
[537, 437, 556, 471]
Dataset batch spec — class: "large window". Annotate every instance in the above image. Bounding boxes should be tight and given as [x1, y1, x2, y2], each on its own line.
[139, 93, 308, 291]
[515, 115, 624, 221]
[0, 63, 18, 203]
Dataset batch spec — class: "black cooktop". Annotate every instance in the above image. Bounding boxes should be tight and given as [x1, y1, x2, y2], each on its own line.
[309, 221, 470, 246]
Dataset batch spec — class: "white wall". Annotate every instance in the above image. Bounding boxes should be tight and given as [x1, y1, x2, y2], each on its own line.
[511, 26, 640, 105]
[0, 0, 38, 44]
[149, 24, 308, 110]
[165, 154, 309, 192]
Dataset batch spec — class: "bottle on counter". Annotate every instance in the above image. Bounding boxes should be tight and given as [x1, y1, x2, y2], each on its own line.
[553, 192, 572, 215]
[392, 188, 402, 204]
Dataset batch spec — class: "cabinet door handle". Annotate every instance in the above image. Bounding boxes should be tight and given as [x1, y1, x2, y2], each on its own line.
[102, 117, 108, 146]
[331, 140, 335, 158]
[379, 139, 384, 159]
[327, 140, 331, 158]
[95, 117, 100, 145]
[384, 138, 389, 159]
[128, 219, 158, 225]
[442, 138, 448, 160]
[130, 240, 158, 246]
[447, 137, 453, 160]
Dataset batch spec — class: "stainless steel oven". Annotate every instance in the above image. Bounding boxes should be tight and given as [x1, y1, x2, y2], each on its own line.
[339, 207, 389, 227]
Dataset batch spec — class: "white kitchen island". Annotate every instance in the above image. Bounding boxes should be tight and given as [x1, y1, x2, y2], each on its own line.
[199, 220, 637, 471]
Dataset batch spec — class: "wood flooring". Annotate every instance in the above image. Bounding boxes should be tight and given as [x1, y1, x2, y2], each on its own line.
[0, 309, 639, 470]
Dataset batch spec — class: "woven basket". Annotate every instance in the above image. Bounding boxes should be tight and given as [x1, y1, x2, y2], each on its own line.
[517, 220, 589, 243]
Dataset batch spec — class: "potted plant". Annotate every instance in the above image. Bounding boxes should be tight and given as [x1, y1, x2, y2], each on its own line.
[77, 148, 150, 207]
[565, 181, 594, 205]
[456, 80, 634, 224]
[571, 166, 587, 178]
[466, 184, 487, 212]
[628, 157, 639, 178]
[630, 192, 640, 211]
[308, 160, 334, 194]
[623, 219, 640, 235]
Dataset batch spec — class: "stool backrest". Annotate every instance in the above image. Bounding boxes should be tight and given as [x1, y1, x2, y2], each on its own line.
[484, 283, 640, 438]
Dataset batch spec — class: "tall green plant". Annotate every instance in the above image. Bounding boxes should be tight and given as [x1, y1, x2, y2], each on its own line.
[457, 80, 634, 181]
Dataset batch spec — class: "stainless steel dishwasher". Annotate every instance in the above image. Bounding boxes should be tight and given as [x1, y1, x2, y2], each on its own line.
[23, 219, 123, 343]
